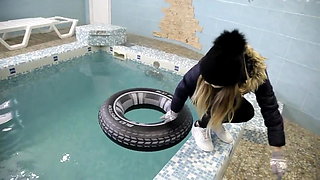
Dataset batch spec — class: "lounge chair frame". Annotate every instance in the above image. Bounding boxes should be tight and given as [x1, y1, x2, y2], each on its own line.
[0, 16, 78, 50]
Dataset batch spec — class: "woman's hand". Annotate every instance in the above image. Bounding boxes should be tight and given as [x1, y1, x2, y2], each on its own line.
[270, 146, 287, 179]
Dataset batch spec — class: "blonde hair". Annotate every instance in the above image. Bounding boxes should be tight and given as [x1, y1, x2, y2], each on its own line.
[192, 75, 242, 128]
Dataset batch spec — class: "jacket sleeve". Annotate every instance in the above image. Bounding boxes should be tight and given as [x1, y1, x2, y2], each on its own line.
[170, 63, 200, 113]
[255, 73, 286, 147]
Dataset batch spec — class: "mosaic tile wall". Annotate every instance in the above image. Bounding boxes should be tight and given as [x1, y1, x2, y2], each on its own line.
[76, 24, 126, 46]
[0, 43, 91, 80]
[111, 45, 197, 75]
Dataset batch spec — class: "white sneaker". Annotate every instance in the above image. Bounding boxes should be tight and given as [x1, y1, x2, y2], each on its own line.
[212, 125, 233, 144]
[191, 122, 214, 152]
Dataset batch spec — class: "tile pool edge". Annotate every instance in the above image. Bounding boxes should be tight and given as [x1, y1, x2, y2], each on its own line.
[0, 43, 101, 80]
[108, 45, 197, 76]
[0, 44, 198, 80]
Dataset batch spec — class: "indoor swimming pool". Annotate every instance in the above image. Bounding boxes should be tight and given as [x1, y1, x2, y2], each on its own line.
[0, 51, 197, 179]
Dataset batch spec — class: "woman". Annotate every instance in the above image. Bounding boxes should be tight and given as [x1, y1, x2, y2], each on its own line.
[161, 30, 287, 177]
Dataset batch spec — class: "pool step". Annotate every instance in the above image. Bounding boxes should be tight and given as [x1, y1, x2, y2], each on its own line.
[154, 123, 244, 180]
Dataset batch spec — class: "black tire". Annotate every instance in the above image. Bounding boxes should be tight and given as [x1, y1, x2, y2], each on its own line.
[98, 88, 193, 151]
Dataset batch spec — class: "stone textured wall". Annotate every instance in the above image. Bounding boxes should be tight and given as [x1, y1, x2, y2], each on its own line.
[153, 0, 202, 49]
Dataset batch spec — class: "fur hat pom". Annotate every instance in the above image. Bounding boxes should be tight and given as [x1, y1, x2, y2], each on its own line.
[200, 29, 247, 86]
[213, 29, 247, 55]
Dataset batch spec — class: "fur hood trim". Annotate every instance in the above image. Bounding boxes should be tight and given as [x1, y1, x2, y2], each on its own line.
[240, 45, 267, 94]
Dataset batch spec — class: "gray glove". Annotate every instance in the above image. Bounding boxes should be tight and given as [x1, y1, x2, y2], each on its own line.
[270, 151, 287, 179]
[160, 110, 178, 123]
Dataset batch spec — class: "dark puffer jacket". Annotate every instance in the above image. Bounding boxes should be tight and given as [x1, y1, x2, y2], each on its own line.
[170, 62, 286, 147]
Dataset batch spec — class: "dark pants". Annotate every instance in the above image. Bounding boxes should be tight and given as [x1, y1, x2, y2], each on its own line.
[198, 97, 254, 128]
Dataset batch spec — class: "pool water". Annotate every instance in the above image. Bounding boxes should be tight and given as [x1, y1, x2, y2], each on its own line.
[125, 109, 164, 124]
[0, 51, 197, 180]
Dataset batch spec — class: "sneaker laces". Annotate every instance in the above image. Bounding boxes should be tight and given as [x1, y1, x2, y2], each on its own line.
[212, 125, 233, 143]
[213, 125, 225, 134]
[200, 128, 210, 140]
[194, 121, 211, 140]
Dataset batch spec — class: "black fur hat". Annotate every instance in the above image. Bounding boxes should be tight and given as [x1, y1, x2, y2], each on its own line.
[200, 29, 247, 86]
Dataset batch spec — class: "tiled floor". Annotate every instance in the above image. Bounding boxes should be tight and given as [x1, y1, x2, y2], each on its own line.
[0, 32, 319, 180]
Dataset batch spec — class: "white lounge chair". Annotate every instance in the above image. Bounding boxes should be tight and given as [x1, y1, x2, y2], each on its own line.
[0, 16, 78, 50]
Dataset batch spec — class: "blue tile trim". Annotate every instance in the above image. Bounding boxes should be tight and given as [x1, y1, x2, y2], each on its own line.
[174, 65, 179, 71]
[9, 67, 16, 74]
[0, 42, 85, 69]
[53, 55, 58, 62]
